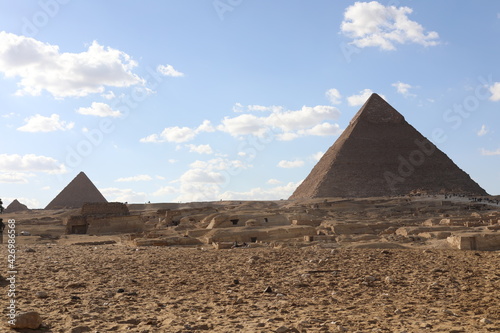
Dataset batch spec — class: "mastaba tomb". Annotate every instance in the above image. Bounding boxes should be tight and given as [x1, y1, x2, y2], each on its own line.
[290, 93, 487, 199]
[45, 171, 108, 210]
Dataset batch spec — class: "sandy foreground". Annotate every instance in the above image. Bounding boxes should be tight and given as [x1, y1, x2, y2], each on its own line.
[1, 242, 500, 333]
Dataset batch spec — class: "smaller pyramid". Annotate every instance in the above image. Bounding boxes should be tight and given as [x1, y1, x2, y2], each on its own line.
[4, 199, 29, 213]
[45, 172, 107, 210]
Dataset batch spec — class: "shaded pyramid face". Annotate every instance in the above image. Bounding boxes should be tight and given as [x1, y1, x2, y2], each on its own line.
[4, 199, 29, 213]
[290, 94, 488, 199]
[45, 172, 108, 209]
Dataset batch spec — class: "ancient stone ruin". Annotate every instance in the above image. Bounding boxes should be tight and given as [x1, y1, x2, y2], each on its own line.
[4, 199, 29, 213]
[65, 202, 143, 235]
[290, 93, 488, 199]
[45, 171, 108, 209]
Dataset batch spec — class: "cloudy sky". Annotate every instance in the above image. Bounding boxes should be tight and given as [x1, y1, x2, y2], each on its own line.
[1, 1, 499, 208]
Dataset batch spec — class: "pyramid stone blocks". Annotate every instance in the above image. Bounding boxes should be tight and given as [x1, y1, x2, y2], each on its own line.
[290, 94, 487, 199]
[45, 172, 107, 209]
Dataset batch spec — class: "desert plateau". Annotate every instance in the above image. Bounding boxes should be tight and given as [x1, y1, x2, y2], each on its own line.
[2, 193, 500, 333]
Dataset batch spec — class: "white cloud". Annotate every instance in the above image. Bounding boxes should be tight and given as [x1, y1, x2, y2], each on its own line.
[0, 172, 35, 183]
[392, 81, 416, 97]
[299, 123, 342, 137]
[218, 104, 341, 140]
[277, 159, 304, 168]
[17, 114, 74, 132]
[0, 154, 66, 174]
[340, 1, 440, 51]
[174, 183, 222, 202]
[140, 120, 215, 143]
[232, 103, 284, 113]
[267, 178, 282, 185]
[477, 125, 488, 137]
[271, 106, 341, 132]
[172, 181, 299, 202]
[157, 64, 184, 77]
[218, 114, 269, 137]
[115, 174, 153, 182]
[167, 157, 251, 202]
[480, 148, 500, 156]
[152, 186, 178, 197]
[163, 127, 195, 143]
[100, 187, 148, 203]
[326, 88, 342, 104]
[489, 82, 500, 101]
[186, 144, 213, 154]
[179, 169, 226, 184]
[168, 159, 178, 164]
[0, 32, 143, 98]
[2, 112, 18, 118]
[347, 89, 386, 106]
[188, 158, 248, 172]
[101, 91, 116, 100]
[311, 151, 324, 162]
[76, 102, 122, 117]
[219, 182, 299, 201]
[276, 132, 300, 141]
[196, 120, 216, 133]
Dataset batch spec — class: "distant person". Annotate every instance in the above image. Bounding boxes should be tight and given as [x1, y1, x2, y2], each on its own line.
[0, 198, 4, 213]
[0, 218, 5, 244]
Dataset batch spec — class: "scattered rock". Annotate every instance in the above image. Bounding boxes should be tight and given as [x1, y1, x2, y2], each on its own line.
[480, 318, 492, 324]
[70, 326, 92, 333]
[384, 276, 394, 284]
[25, 248, 36, 253]
[35, 291, 48, 299]
[65, 282, 86, 289]
[443, 308, 458, 316]
[264, 286, 273, 293]
[9, 311, 42, 329]
[364, 275, 376, 282]
[117, 288, 125, 293]
[276, 326, 290, 333]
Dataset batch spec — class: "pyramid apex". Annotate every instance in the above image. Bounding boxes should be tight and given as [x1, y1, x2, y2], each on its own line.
[352, 93, 404, 124]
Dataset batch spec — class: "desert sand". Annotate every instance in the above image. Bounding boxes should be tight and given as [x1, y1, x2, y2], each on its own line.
[2, 195, 500, 332]
[1, 240, 500, 332]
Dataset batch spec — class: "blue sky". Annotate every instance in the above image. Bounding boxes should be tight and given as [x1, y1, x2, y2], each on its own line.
[1, 0, 499, 208]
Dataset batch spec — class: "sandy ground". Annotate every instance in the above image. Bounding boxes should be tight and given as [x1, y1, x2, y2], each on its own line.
[1, 242, 500, 333]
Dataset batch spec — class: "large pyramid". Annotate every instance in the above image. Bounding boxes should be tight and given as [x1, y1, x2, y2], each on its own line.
[290, 94, 487, 199]
[45, 172, 107, 209]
